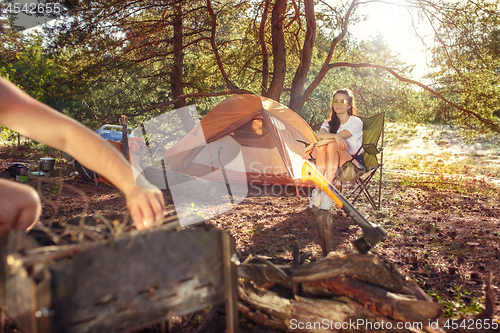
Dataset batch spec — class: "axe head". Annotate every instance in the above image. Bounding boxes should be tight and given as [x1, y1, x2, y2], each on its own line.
[352, 238, 372, 254]
[352, 225, 387, 254]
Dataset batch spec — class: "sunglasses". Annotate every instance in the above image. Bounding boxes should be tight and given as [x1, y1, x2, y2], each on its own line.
[332, 99, 349, 106]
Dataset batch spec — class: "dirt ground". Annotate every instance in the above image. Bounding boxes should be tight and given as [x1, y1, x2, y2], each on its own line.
[1, 139, 500, 332]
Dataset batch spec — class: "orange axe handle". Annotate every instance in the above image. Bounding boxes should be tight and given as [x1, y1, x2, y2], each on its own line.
[301, 161, 343, 208]
[301, 161, 387, 248]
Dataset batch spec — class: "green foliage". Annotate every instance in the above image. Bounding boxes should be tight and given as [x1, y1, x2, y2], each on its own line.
[0, 126, 17, 141]
[2, 0, 497, 135]
[428, 287, 484, 317]
[44, 0, 420, 129]
[0, 33, 67, 107]
[426, 1, 500, 134]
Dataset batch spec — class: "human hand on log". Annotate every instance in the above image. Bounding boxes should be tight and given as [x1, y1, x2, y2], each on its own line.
[124, 185, 165, 230]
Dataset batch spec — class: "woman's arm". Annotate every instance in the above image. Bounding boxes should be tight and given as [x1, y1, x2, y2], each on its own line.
[0, 77, 165, 229]
[314, 128, 353, 152]
[317, 129, 352, 140]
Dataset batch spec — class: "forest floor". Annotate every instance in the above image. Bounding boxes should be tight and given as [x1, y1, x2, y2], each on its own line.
[1, 123, 500, 332]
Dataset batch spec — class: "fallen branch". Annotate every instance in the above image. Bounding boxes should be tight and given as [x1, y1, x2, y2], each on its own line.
[328, 62, 500, 132]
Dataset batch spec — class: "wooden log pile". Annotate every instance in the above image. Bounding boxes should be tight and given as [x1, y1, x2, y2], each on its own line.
[0, 215, 238, 333]
[237, 250, 445, 333]
[2, 211, 497, 333]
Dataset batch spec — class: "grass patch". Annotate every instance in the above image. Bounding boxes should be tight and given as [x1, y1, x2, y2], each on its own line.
[388, 172, 500, 198]
[428, 287, 484, 317]
[387, 153, 500, 178]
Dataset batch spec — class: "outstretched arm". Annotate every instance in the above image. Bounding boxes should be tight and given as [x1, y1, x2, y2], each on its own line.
[0, 77, 165, 229]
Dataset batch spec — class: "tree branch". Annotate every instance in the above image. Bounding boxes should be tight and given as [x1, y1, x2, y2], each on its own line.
[206, 0, 238, 91]
[328, 62, 500, 131]
[296, 0, 358, 110]
[289, 0, 316, 114]
[259, 0, 270, 95]
[133, 89, 253, 116]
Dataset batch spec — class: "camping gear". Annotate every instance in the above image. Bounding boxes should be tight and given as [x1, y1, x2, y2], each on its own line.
[16, 165, 29, 182]
[95, 129, 130, 142]
[336, 112, 385, 210]
[74, 116, 133, 183]
[38, 157, 55, 172]
[298, 112, 385, 209]
[162, 94, 317, 188]
[74, 160, 97, 181]
[7, 165, 17, 177]
[6, 163, 24, 177]
[6, 163, 27, 178]
[301, 161, 387, 254]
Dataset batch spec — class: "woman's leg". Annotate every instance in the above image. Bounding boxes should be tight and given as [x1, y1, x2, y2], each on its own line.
[325, 142, 356, 183]
[315, 145, 326, 177]
[0, 179, 42, 236]
[315, 145, 327, 190]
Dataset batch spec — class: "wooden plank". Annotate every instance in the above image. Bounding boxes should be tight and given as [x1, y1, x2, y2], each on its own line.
[49, 226, 228, 333]
[222, 232, 238, 333]
[6, 269, 37, 333]
[35, 264, 52, 333]
[1, 307, 4, 333]
[0, 230, 40, 333]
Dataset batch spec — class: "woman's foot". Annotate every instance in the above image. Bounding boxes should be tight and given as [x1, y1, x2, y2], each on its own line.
[320, 191, 333, 210]
[309, 189, 322, 208]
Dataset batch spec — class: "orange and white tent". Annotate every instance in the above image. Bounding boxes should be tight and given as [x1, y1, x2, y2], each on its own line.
[163, 94, 317, 187]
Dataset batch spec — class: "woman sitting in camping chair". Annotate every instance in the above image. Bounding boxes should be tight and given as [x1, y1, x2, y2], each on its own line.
[303, 88, 365, 210]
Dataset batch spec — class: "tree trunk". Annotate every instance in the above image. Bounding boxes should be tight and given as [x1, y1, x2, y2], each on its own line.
[266, 0, 287, 101]
[171, 1, 194, 131]
[289, 0, 316, 115]
[293, 0, 358, 112]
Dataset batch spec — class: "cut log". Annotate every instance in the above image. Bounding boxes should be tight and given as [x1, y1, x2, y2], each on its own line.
[0, 223, 239, 333]
[302, 276, 442, 323]
[237, 250, 444, 333]
[238, 251, 427, 299]
[239, 279, 417, 333]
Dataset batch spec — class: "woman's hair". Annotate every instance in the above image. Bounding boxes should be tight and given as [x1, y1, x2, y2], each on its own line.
[327, 88, 357, 134]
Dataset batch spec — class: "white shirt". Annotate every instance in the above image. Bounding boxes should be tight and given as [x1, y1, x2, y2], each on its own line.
[320, 116, 363, 156]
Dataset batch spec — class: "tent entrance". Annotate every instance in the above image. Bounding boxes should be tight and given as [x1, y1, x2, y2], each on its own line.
[229, 117, 275, 149]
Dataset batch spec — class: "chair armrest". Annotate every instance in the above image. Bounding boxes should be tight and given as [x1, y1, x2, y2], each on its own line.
[297, 139, 310, 147]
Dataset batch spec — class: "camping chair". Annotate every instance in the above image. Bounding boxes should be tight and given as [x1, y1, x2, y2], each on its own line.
[335, 112, 385, 210]
[299, 112, 385, 210]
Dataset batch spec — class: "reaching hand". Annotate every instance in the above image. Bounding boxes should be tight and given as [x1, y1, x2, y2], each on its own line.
[302, 143, 315, 159]
[125, 185, 165, 230]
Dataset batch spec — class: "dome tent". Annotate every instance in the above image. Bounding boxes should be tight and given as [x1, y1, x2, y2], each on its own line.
[162, 94, 317, 190]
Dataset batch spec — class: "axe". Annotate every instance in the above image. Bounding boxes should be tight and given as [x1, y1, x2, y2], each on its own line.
[301, 161, 387, 254]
